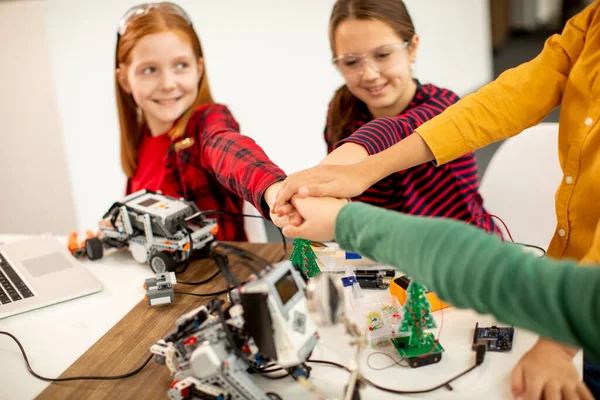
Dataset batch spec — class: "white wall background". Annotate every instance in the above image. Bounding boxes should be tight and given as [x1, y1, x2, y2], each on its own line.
[0, 0, 77, 234]
[2, 0, 492, 233]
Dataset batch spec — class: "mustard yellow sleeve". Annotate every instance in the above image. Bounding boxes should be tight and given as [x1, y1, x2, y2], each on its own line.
[581, 220, 600, 264]
[416, 3, 598, 166]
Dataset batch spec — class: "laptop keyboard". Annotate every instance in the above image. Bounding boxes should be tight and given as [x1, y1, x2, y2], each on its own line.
[0, 253, 34, 305]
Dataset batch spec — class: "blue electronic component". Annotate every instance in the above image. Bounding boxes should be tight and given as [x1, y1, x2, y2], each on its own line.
[341, 276, 358, 287]
[472, 322, 514, 352]
[345, 252, 362, 260]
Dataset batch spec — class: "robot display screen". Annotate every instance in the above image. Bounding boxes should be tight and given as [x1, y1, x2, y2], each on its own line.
[139, 198, 160, 207]
[275, 271, 299, 305]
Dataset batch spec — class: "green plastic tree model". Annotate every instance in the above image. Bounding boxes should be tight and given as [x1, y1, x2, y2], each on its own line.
[392, 280, 444, 364]
[290, 239, 321, 279]
[399, 281, 436, 347]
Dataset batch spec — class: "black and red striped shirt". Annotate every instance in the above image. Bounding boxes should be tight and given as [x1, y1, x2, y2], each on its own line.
[326, 81, 499, 235]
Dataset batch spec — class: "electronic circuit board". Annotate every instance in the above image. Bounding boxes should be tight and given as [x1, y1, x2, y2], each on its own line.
[472, 322, 514, 352]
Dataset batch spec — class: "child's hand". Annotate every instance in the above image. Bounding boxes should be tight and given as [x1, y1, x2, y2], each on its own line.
[270, 209, 302, 229]
[273, 163, 372, 213]
[281, 196, 348, 241]
[511, 338, 593, 400]
[265, 181, 302, 228]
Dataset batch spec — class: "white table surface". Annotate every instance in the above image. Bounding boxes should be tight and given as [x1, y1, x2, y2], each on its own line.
[0, 234, 583, 400]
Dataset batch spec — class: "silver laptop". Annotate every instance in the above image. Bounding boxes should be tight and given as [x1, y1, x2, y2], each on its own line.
[0, 235, 102, 319]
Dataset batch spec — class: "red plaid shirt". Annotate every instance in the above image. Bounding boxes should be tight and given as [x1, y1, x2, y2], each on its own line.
[127, 104, 285, 241]
[327, 81, 500, 236]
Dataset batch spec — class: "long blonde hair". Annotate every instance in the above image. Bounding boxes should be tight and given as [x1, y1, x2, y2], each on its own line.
[115, 8, 214, 178]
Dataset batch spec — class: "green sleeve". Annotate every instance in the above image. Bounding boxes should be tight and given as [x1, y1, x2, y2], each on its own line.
[335, 202, 600, 360]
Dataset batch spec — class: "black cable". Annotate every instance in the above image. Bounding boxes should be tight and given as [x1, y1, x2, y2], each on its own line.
[514, 242, 547, 257]
[175, 288, 230, 297]
[258, 371, 290, 380]
[196, 210, 287, 262]
[215, 245, 260, 270]
[174, 222, 194, 274]
[178, 256, 253, 287]
[177, 269, 221, 286]
[176, 252, 229, 285]
[364, 365, 477, 394]
[307, 359, 350, 372]
[177, 231, 278, 288]
[214, 300, 286, 381]
[0, 331, 153, 382]
[216, 299, 247, 362]
[276, 228, 287, 262]
[213, 242, 271, 271]
[307, 355, 483, 395]
[213, 246, 241, 287]
[208, 242, 267, 288]
[178, 245, 262, 289]
[258, 365, 284, 373]
[252, 362, 290, 380]
[216, 245, 261, 275]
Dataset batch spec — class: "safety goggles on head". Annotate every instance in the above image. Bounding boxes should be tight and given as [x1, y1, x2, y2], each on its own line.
[118, 2, 192, 37]
[332, 42, 410, 77]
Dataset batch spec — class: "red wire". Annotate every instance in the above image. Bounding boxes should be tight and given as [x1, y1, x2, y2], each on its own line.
[417, 296, 445, 359]
[405, 305, 421, 339]
[406, 296, 445, 359]
[466, 213, 514, 243]
[436, 295, 444, 342]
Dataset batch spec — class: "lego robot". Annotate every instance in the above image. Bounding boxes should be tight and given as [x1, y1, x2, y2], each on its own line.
[151, 260, 318, 400]
[143, 272, 177, 306]
[70, 190, 218, 273]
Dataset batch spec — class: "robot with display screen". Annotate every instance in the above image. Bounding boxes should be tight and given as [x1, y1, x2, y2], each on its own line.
[150, 260, 318, 400]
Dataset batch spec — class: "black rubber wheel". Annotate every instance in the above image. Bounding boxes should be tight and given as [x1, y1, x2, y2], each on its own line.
[85, 238, 104, 260]
[150, 252, 176, 273]
[266, 393, 282, 400]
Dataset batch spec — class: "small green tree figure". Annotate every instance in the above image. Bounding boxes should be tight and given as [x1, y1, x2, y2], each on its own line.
[392, 280, 444, 368]
[290, 239, 320, 279]
[399, 282, 436, 347]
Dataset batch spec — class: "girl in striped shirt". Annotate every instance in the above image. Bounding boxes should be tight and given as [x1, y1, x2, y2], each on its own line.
[280, 0, 499, 235]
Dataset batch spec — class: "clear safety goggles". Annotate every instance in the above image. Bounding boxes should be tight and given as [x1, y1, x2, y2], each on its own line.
[118, 2, 192, 36]
[332, 42, 410, 77]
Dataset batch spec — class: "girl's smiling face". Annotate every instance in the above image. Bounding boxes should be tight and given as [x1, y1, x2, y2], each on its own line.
[333, 18, 418, 118]
[120, 30, 203, 136]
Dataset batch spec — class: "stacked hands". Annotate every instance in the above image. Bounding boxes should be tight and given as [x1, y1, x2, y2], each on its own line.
[264, 165, 596, 400]
[266, 163, 369, 242]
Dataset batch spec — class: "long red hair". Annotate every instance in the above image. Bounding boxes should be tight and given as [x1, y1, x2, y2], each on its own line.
[115, 8, 214, 178]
